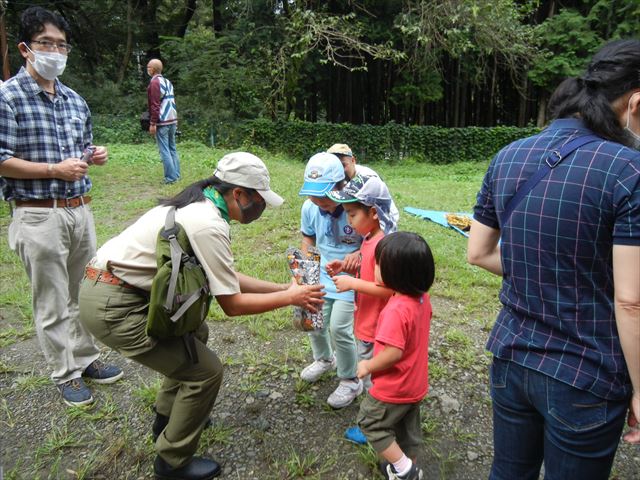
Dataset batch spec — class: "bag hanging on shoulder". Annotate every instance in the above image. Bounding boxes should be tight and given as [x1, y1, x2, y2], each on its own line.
[147, 207, 212, 361]
[140, 111, 150, 132]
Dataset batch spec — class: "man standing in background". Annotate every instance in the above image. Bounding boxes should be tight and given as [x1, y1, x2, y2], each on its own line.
[147, 58, 180, 184]
[0, 6, 123, 407]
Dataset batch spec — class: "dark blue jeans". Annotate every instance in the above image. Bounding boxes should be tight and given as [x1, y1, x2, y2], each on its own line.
[489, 357, 629, 480]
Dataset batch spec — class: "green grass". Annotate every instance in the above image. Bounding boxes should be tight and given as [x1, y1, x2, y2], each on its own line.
[0, 143, 499, 350]
[0, 142, 504, 478]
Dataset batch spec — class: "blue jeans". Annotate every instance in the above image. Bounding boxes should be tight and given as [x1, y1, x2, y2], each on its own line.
[156, 123, 180, 183]
[489, 357, 629, 480]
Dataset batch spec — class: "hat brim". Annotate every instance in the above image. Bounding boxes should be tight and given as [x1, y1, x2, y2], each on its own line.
[298, 181, 336, 197]
[257, 189, 284, 207]
[325, 190, 358, 203]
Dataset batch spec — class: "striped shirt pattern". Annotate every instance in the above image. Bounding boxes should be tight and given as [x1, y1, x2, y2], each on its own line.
[474, 118, 640, 401]
[0, 67, 93, 201]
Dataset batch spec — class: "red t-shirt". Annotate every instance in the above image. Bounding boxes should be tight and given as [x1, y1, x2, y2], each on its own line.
[354, 233, 389, 342]
[369, 293, 432, 404]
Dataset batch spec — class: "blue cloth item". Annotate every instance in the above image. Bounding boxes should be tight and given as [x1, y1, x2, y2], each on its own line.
[156, 122, 181, 183]
[475, 117, 640, 401]
[344, 426, 367, 445]
[489, 358, 628, 480]
[300, 199, 361, 301]
[404, 207, 471, 237]
[0, 67, 93, 201]
[299, 152, 345, 196]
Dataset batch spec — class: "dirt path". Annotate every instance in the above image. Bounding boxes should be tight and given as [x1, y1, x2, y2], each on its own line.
[1, 296, 639, 479]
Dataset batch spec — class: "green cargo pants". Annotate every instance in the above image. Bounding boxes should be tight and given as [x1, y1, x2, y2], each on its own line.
[79, 277, 223, 468]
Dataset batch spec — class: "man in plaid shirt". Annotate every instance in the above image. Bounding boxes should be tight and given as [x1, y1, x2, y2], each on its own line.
[0, 6, 122, 407]
[468, 40, 640, 480]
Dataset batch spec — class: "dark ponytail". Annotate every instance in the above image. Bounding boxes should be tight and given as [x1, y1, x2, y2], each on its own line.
[548, 39, 640, 145]
[159, 177, 240, 209]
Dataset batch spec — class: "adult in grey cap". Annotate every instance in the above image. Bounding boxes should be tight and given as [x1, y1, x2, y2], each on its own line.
[78, 152, 324, 480]
[327, 143, 400, 226]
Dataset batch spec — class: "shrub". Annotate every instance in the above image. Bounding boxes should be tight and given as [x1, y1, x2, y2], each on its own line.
[91, 115, 540, 163]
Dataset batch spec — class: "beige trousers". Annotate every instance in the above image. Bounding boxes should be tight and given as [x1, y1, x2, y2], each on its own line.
[8, 205, 100, 384]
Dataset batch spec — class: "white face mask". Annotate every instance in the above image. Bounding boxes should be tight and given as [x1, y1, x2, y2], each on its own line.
[624, 93, 640, 149]
[25, 44, 67, 81]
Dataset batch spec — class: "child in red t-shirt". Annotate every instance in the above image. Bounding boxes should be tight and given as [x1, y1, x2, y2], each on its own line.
[325, 174, 398, 390]
[356, 231, 434, 480]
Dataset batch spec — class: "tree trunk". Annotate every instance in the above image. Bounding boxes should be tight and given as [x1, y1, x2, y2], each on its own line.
[517, 74, 528, 127]
[137, 0, 161, 59]
[175, 0, 197, 38]
[0, 12, 9, 81]
[212, 0, 223, 33]
[537, 91, 548, 127]
[116, 0, 134, 84]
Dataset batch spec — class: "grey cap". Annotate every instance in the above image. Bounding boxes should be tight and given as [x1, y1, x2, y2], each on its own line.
[213, 152, 284, 207]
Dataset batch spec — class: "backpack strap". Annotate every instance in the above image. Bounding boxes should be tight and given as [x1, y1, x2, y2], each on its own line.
[500, 134, 601, 226]
[162, 206, 189, 312]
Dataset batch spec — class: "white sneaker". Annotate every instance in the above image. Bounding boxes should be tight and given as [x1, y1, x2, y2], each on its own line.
[386, 463, 424, 480]
[300, 357, 336, 382]
[327, 378, 363, 408]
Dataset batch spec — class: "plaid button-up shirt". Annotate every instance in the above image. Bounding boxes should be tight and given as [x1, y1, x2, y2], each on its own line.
[474, 118, 640, 401]
[0, 67, 93, 201]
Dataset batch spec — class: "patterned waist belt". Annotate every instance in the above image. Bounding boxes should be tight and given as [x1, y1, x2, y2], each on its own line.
[84, 266, 136, 290]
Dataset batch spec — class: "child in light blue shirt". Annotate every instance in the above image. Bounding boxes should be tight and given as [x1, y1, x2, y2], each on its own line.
[298, 152, 363, 409]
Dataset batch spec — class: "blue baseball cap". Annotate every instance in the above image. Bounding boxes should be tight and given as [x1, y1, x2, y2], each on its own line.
[298, 152, 345, 196]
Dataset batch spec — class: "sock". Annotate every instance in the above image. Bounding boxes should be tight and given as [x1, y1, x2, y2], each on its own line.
[392, 455, 412, 477]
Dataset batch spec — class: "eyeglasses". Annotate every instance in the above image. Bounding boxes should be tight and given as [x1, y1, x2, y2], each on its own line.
[30, 40, 72, 54]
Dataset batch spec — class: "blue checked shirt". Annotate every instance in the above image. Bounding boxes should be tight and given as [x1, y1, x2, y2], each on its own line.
[0, 67, 93, 201]
[474, 118, 640, 401]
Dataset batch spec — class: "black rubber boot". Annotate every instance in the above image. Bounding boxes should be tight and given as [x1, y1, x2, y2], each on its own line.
[154, 455, 221, 480]
[152, 410, 213, 443]
[152, 411, 170, 443]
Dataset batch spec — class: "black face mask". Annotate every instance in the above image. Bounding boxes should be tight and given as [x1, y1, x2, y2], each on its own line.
[236, 190, 266, 224]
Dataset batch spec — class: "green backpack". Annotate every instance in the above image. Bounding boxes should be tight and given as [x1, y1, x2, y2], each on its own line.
[147, 207, 211, 359]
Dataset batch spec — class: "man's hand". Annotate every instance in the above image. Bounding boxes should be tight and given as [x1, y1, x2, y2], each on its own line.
[90, 146, 108, 166]
[149, 124, 157, 136]
[54, 158, 89, 182]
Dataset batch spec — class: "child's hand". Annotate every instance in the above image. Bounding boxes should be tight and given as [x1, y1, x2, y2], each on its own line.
[332, 274, 355, 292]
[357, 360, 370, 379]
[326, 259, 344, 276]
[343, 251, 361, 272]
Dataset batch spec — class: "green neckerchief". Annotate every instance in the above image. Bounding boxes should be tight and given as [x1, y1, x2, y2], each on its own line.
[203, 186, 230, 223]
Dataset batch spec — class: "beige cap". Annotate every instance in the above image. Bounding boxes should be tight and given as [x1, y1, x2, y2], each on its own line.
[213, 152, 284, 207]
[327, 143, 353, 157]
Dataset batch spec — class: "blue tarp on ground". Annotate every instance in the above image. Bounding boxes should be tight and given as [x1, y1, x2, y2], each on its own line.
[404, 207, 472, 238]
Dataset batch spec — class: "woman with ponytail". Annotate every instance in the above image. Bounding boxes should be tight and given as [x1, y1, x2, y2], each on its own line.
[78, 152, 324, 480]
[468, 39, 640, 479]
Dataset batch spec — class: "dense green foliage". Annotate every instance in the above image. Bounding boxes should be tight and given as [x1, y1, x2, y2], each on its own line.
[235, 119, 540, 163]
[92, 115, 539, 164]
[1, 1, 638, 128]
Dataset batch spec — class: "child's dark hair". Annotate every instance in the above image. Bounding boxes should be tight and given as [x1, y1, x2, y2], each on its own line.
[374, 232, 435, 296]
[19, 6, 72, 44]
[547, 39, 640, 146]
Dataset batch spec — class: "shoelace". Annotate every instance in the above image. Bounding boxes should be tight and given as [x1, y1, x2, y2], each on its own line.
[335, 381, 359, 395]
[62, 379, 83, 391]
